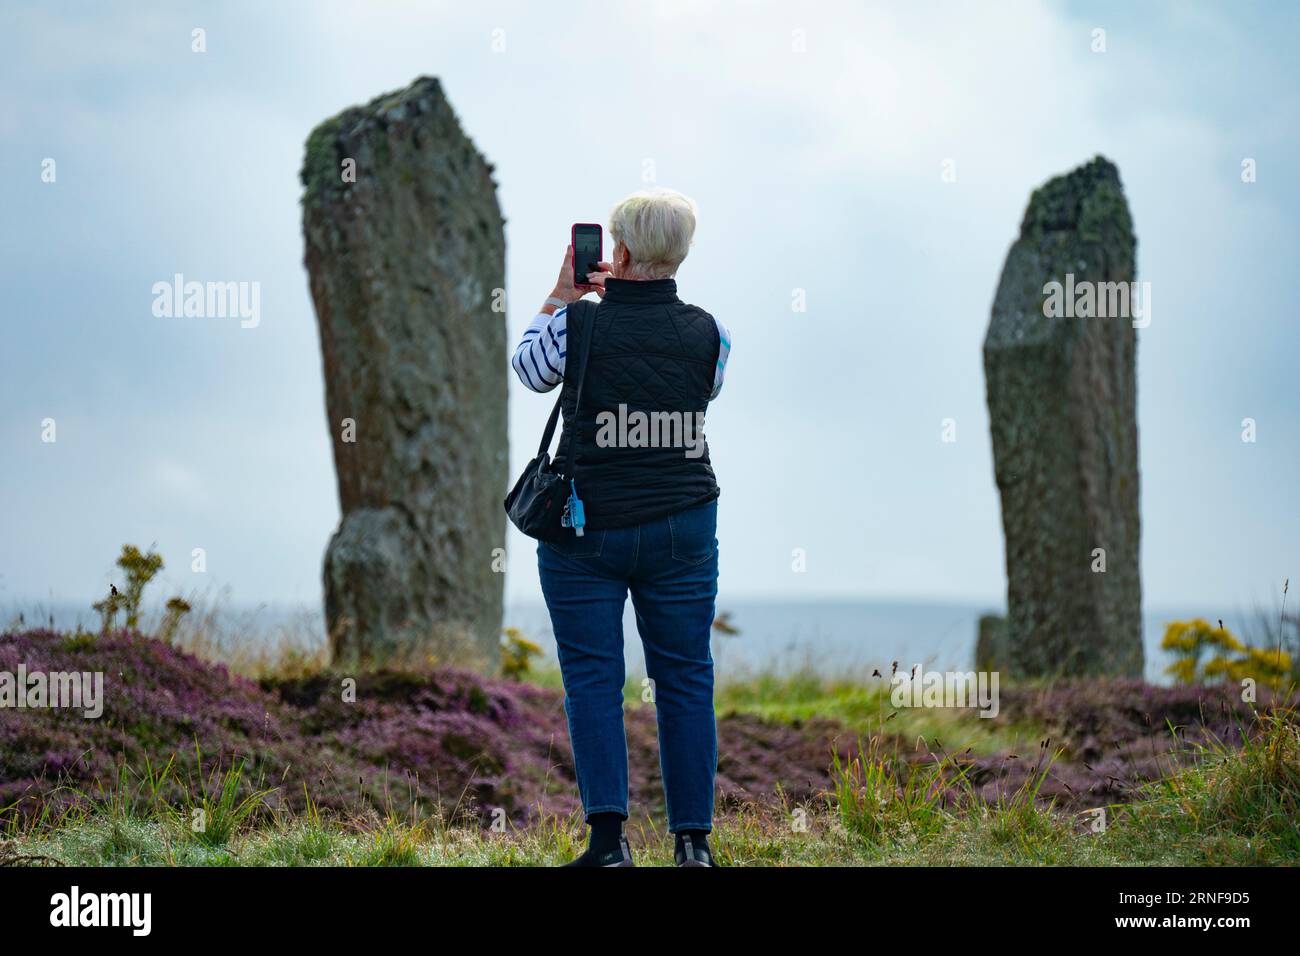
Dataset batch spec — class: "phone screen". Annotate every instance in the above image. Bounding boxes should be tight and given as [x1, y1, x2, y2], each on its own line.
[573, 224, 602, 287]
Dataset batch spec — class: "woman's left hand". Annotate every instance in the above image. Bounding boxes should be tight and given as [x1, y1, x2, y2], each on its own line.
[585, 262, 614, 299]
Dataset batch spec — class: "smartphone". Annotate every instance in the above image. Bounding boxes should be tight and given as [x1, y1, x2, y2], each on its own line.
[571, 223, 603, 289]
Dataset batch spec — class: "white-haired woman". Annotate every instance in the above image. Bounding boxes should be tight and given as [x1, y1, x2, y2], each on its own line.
[511, 189, 731, 866]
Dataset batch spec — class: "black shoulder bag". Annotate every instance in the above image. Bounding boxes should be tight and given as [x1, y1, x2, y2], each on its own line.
[504, 300, 594, 541]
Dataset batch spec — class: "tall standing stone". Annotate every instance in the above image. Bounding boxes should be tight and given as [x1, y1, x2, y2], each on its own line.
[301, 77, 507, 669]
[983, 157, 1143, 678]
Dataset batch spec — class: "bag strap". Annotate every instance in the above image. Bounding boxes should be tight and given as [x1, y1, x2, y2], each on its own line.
[533, 300, 595, 471]
[556, 300, 595, 480]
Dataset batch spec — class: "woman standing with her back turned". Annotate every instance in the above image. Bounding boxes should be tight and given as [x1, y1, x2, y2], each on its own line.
[510, 189, 732, 867]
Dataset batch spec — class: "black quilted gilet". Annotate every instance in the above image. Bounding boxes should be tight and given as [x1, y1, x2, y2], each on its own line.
[554, 278, 721, 530]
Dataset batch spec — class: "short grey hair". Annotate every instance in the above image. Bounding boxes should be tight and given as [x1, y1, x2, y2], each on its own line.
[608, 188, 698, 279]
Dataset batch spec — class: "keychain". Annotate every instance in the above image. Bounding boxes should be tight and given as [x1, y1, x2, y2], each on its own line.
[561, 479, 586, 537]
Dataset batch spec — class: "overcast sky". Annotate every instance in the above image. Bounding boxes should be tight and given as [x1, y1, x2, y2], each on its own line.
[1, 0, 1296, 618]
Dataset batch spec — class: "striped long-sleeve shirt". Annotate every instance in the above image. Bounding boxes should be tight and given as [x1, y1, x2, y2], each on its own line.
[511, 305, 732, 399]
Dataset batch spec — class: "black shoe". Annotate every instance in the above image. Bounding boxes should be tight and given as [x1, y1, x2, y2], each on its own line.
[675, 833, 715, 867]
[564, 834, 635, 867]
[606, 835, 635, 867]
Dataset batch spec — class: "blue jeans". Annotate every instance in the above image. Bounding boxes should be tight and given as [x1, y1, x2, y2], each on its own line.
[538, 497, 719, 833]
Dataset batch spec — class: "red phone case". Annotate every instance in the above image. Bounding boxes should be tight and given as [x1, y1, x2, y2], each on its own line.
[571, 223, 602, 289]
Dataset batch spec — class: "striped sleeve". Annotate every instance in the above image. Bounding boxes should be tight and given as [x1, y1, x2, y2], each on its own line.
[511, 307, 568, 392]
[709, 318, 731, 400]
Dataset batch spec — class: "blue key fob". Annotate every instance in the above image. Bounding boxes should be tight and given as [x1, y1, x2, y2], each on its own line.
[566, 480, 586, 537]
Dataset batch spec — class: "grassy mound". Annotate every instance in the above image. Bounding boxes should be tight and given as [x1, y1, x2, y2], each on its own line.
[0, 628, 847, 828]
[719, 670, 1289, 812]
[5, 709, 1296, 866]
[4, 627, 1296, 866]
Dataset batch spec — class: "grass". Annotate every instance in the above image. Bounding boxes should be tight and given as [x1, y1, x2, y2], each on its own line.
[5, 705, 1295, 867]
[715, 666, 1041, 754]
[3, 594, 1295, 867]
[1118, 709, 1300, 862]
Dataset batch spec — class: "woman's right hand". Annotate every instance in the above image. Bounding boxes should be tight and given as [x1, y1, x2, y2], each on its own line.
[550, 245, 588, 303]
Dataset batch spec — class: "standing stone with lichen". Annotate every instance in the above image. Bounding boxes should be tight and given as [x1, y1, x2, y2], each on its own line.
[301, 76, 506, 669]
[983, 156, 1143, 678]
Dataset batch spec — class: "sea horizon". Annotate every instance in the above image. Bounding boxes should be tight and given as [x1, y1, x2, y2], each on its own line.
[4, 592, 1274, 685]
